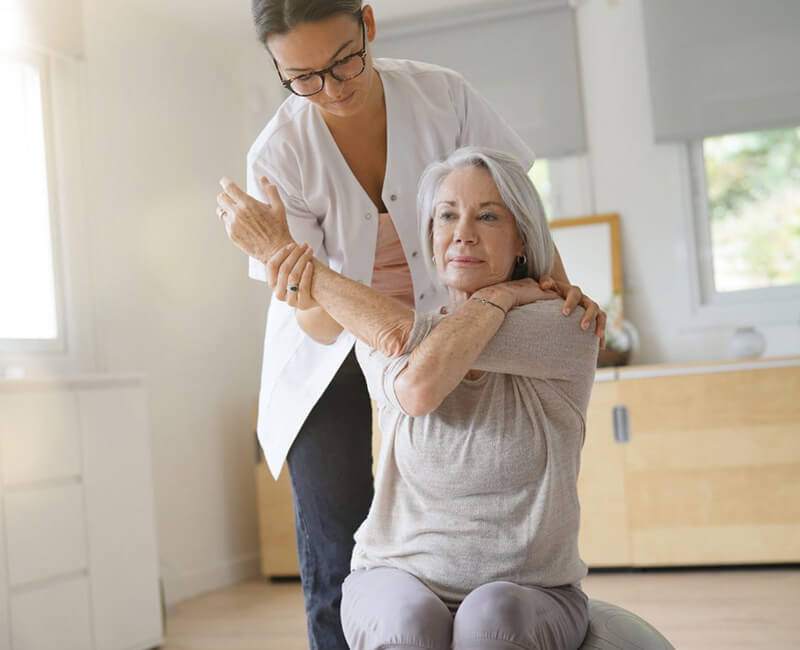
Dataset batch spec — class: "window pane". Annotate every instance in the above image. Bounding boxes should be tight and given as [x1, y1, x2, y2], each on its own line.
[0, 56, 58, 339]
[528, 159, 553, 221]
[703, 126, 800, 293]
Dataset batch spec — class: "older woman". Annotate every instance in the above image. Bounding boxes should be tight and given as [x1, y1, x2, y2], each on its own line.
[217, 147, 597, 649]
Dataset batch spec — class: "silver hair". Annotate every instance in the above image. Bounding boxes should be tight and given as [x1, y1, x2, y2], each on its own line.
[417, 146, 554, 285]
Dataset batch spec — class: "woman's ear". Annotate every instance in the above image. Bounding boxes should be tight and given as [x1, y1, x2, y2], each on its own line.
[362, 4, 377, 42]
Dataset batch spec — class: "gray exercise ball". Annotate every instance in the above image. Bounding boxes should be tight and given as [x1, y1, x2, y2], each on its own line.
[579, 600, 675, 649]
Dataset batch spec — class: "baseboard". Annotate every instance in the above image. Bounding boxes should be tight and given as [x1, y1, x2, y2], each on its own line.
[162, 552, 261, 606]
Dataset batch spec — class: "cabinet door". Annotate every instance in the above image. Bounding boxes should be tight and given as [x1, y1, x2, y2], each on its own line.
[618, 365, 800, 565]
[10, 576, 94, 650]
[79, 386, 164, 650]
[577, 379, 632, 566]
[255, 460, 299, 577]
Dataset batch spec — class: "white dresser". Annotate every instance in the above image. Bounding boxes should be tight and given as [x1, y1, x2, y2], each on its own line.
[0, 376, 163, 650]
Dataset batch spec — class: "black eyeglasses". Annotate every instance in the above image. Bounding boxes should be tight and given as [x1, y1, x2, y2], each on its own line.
[273, 13, 367, 97]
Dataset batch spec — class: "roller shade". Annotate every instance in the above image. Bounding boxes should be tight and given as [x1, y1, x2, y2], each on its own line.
[3, 0, 84, 59]
[641, 0, 800, 142]
[373, 0, 586, 159]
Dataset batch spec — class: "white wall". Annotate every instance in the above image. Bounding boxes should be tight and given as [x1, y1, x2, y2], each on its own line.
[80, 1, 267, 605]
[575, 0, 799, 363]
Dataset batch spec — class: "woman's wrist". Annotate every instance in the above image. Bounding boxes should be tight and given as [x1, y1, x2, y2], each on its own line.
[472, 286, 514, 313]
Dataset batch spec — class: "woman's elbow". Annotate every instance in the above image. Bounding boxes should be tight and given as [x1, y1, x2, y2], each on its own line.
[375, 320, 413, 358]
[395, 374, 442, 417]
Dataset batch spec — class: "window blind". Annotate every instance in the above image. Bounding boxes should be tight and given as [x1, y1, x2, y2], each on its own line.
[641, 0, 800, 142]
[372, 0, 586, 159]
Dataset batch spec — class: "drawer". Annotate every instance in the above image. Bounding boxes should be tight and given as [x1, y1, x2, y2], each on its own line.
[5, 483, 89, 586]
[11, 575, 93, 650]
[0, 391, 82, 486]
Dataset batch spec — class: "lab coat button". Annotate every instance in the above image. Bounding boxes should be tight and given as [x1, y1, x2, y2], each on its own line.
[390, 194, 398, 201]
[411, 250, 418, 257]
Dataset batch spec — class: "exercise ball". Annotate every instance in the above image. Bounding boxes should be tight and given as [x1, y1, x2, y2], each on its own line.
[579, 600, 675, 649]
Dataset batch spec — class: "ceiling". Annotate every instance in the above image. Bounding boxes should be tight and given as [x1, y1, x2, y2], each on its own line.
[125, 0, 497, 42]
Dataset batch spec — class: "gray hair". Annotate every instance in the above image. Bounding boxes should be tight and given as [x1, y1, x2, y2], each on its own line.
[417, 146, 554, 284]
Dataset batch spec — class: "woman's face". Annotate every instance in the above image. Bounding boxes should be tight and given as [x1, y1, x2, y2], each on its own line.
[267, 7, 378, 119]
[432, 166, 525, 295]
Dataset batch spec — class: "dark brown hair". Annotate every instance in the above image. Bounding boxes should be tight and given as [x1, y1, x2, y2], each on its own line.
[252, 0, 364, 47]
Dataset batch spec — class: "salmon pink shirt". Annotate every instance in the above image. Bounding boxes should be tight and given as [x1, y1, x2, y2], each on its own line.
[371, 213, 415, 309]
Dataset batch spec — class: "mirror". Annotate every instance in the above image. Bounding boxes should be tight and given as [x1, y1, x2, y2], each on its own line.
[549, 213, 623, 318]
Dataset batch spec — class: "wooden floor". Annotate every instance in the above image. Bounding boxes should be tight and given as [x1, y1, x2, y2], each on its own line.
[163, 566, 800, 650]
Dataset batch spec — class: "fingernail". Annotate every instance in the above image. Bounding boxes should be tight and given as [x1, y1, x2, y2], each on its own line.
[563, 308, 570, 316]
[582, 322, 589, 330]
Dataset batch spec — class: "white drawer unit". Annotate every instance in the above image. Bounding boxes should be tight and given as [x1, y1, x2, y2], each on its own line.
[0, 376, 164, 650]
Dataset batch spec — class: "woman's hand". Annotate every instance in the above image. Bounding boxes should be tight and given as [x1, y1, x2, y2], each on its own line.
[216, 176, 294, 263]
[475, 278, 561, 313]
[539, 275, 607, 349]
[266, 242, 318, 310]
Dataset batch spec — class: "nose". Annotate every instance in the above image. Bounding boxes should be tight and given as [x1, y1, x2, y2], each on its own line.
[453, 217, 477, 244]
[323, 74, 346, 98]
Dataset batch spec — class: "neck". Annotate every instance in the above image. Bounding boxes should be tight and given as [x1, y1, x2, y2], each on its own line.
[447, 287, 472, 313]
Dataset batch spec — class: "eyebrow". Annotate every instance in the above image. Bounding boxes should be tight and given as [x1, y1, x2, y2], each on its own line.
[284, 39, 355, 73]
[434, 200, 507, 210]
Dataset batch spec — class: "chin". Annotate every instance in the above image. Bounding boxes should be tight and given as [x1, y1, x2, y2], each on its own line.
[442, 272, 489, 295]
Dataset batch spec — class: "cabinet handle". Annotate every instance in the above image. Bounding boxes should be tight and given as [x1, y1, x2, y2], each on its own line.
[612, 405, 630, 444]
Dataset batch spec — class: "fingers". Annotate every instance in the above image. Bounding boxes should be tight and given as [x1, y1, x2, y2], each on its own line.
[596, 309, 607, 350]
[296, 253, 315, 310]
[265, 243, 295, 288]
[275, 243, 308, 301]
[580, 299, 599, 331]
[219, 177, 249, 205]
[217, 191, 236, 217]
[260, 176, 282, 207]
[539, 275, 554, 291]
[286, 245, 314, 308]
[562, 285, 582, 316]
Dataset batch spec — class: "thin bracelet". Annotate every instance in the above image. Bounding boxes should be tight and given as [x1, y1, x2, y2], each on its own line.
[470, 295, 507, 315]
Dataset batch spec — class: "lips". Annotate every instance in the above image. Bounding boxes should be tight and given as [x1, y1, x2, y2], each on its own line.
[448, 256, 484, 265]
[329, 90, 355, 106]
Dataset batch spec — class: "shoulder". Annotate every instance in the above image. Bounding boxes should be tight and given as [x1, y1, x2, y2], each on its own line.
[376, 57, 467, 94]
[246, 94, 315, 175]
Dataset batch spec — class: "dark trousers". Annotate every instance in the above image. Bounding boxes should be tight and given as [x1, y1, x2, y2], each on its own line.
[287, 349, 374, 650]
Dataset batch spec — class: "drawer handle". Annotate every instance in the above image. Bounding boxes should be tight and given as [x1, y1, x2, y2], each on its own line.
[612, 405, 630, 444]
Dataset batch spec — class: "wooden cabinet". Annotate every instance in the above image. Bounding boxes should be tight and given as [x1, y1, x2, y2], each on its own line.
[0, 377, 164, 650]
[255, 358, 800, 576]
[578, 357, 800, 567]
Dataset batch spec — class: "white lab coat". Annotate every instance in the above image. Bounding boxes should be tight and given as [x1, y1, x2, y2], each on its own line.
[247, 58, 535, 478]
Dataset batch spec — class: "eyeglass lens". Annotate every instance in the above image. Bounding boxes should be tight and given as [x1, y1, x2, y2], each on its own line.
[290, 54, 365, 96]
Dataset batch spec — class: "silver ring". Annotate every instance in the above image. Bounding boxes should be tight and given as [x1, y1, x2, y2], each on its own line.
[288, 285, 299, 293]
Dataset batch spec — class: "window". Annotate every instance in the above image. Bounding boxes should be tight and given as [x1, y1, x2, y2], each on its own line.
[691, 126, 800, 306]
[528, 159, 553, 220]
[0, 52, 62, 344]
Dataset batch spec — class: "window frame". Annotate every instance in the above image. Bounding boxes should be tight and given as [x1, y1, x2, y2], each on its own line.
[0, 47, 95, 375]
[685, 138, 800, 328]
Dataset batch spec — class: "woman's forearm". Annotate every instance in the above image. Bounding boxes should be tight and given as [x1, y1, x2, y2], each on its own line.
[394, 287, 512, 415]
[308, 259, 414, 357]
[295, 306, 344, 345]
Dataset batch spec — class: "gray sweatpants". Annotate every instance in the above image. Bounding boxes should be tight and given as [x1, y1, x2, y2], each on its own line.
[341, 567, 589, 650]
